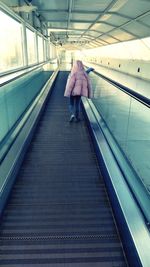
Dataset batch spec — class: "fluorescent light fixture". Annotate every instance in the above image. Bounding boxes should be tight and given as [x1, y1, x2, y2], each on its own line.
[48, 29, 72, 32]
[12, 5, 37, 12]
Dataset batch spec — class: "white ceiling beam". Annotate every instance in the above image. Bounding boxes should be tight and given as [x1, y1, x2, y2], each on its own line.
[38, 9, 103, 14]
[47, 19, 95, 23]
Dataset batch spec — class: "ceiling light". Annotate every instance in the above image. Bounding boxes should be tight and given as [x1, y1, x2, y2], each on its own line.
[48, 29, 72, 32]
[12, 5, 37, 12]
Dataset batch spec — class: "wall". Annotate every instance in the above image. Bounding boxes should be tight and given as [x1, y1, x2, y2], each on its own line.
[82, 37, 150, 81]
[88, 57, 150, 81]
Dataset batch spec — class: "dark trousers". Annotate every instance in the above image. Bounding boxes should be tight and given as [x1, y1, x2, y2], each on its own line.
[69, 95, 81, 119]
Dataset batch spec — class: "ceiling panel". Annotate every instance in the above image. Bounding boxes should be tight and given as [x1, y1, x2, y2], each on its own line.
[90, 43, 99, 48]
[138, 14, 150, 27]
[70, 31, 85, 35]
[69, 22, 91, 29]
[48, 22, 67, 28]
[123, 21, 150, 38]
[91, 23, 114, 32]
[32, 0, 68, 10]
[96, 39, 110, 45]
[11, 0, 150, 49]
[100, 35, 119, 44]
[91, 40, 103, 46]
[43, 13, 68, 21]
[107, 0, 128, 12]
[87, 31, 102, 37]
[71, 13, 98, 21]
[73, 0, 111, 12]
[101, 14, 129, 26]
[114, 0, 150, 18]
[110, 29, 135, 41]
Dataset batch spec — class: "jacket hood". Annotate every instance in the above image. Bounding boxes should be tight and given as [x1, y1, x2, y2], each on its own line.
[71, 60, 84, 75]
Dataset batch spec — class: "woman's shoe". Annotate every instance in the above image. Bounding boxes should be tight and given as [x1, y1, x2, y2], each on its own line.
[69, 114, 75, 122]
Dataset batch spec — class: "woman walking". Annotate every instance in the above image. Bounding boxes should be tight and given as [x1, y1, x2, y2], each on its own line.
[64, 60, 92, 122]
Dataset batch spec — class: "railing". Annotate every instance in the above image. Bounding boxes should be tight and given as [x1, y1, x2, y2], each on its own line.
[87, 68, 150, 223]
[0, 60, 58, 86]
[0, 65, 59, 215]
[92, 69, 150, 107]
[0, 63, 57, 165]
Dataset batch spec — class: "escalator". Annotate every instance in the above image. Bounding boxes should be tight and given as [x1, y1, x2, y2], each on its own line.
[0, 72, 128, 266]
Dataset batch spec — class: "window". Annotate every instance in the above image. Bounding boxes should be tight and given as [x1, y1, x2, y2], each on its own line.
[44, 40, 49, 60]
[0, 10, 23, 73]
[50, 44, 56, 59]
[26, 28, 37, 64]
[38, 35, 44, 62]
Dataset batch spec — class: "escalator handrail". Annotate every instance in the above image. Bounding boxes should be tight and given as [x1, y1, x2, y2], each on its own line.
[0, 60, 52, 87]
[0, 69, 59, 165]
[88, 67, 150, 108]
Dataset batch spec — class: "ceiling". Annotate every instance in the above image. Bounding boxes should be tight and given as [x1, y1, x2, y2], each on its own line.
[30, 0, 150, 49]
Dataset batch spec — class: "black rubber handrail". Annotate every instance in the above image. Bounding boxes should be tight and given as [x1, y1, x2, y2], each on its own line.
[0, 61, 51, 87]
[86, 66, 150, 108]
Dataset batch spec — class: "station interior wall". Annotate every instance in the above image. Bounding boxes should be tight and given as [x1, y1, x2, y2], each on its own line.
[85, 57, 150, 81]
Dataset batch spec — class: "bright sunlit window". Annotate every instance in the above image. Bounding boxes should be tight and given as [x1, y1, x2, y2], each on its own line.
[0, 10, 23, 73]
[26, 28, 37, 64]
[38, 35, 44, 62]
[44, 40, 49, 61]
[50, 44, 56, 59]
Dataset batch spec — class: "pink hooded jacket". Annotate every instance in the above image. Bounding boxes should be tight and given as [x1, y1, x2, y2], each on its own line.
[64, 60, 92, 98]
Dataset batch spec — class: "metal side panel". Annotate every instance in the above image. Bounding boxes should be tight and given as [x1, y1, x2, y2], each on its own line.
[0, 72, 128, 267]
[0, 70, 59, 216]
[82, 97, 150, 267]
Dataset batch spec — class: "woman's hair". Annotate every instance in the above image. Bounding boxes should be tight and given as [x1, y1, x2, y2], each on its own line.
[71, 60, 84, 75]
